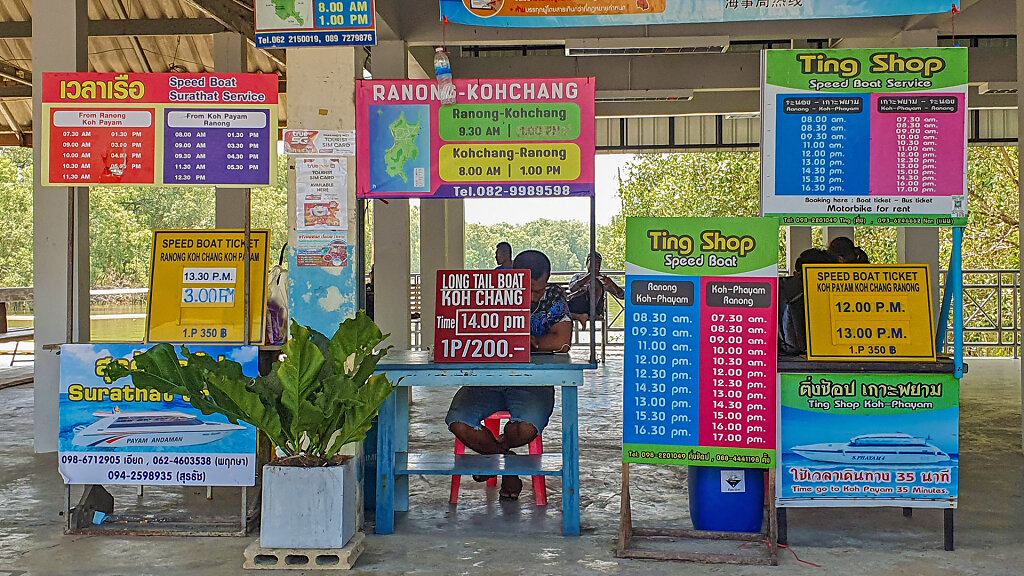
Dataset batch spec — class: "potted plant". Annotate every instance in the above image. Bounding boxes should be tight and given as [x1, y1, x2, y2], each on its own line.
[105, 311, 396, 549]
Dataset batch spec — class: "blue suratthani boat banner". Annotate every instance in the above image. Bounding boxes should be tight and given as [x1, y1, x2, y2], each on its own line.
[440, 0, 959, 27]
[58, 343, 259, 487]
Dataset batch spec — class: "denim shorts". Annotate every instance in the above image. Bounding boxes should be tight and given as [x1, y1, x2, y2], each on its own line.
[445, 386, 555, 434]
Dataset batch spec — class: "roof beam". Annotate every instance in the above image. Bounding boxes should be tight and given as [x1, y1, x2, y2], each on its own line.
[0, 85, 30, 97]
[0, 60, 31, 86]
[0, 18, 228, 38]
[180, 0, 287, 67]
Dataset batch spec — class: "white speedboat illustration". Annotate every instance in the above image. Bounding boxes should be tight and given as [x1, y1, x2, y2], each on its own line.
[72, 410, 244, 448]
[792, 433, 951, 465]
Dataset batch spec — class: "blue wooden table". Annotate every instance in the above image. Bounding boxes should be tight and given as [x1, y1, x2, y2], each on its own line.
[374, 351, 594, 536]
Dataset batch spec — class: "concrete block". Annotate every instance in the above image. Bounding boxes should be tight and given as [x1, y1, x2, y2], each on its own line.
[243, 532, 365, 570]
[260, 460, 357, 549]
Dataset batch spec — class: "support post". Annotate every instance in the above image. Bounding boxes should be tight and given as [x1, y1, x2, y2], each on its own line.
[213, 31, 249, 229]
[1017, 0, 1024, 452]
[32, 0, 89, 453]
[786, 227, 812, 272]
[372, 41, 412, 349]
[897, 28, 941, 310]
[420, 200, 464, 348]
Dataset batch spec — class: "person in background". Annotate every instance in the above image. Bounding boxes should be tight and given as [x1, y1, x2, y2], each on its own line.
[446, 250, 571, 501]
[852, 247, 871, 264]
[567, 252, 624, 327]
[495, 242, 513, 270]
[827, 236, 858, 263]
[778, 248, 836, 355]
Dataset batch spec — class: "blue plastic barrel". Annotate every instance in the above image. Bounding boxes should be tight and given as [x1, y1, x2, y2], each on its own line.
[687, 466, 765, 533]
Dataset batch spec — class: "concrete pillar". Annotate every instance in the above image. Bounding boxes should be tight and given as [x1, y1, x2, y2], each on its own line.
[786, 226, 812, 271]
[32, 0, 89, 453]
[371, 41, 412, 349]
[823, 227, 855, 250]
[213, 32, 249, 229]
[420, 200, 464, 348]
[896, 29, 941, 309]
[1016, 0, 1024, 447]
[286, 48, 362, 335]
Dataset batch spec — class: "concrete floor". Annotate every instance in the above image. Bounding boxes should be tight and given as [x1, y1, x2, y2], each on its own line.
[1, 356, 1023, 575]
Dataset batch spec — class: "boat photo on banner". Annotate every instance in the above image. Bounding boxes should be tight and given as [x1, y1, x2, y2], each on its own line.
[439, 0, 959, 27]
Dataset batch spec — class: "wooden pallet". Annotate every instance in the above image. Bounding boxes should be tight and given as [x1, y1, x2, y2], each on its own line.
[243, 532, 365, 571]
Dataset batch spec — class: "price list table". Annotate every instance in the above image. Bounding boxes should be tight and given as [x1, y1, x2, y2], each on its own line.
[775, 95, 869, 197]
[624, 278, 701, 448]
[698, 279, 777, 452]
[48, 108, 156, 184]
[163, 109, 271, 185]
[870, 95, 965, 197]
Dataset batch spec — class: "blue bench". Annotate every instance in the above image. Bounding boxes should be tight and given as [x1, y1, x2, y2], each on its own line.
[374, 350, 593, 536]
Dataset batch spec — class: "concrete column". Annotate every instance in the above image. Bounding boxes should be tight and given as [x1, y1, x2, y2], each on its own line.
[1015, 0, 1024, 448]
[32, 0, 89, 453]
[420, 200, 464, 347]
[823, 227, 856, 249]
[371, 41, 412, 349]
[286, 48, 363, 334]
[896, 29, 941, 308]
[213, 32, 249, 228]
[786, 226, 812, 271]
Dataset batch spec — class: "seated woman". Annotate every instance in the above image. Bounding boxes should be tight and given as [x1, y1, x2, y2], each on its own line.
[445, 250, 572, 500]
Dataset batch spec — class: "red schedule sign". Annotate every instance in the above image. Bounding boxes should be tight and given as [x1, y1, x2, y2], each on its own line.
[41, 73, 278, 187]
[434, 270, 531, 363]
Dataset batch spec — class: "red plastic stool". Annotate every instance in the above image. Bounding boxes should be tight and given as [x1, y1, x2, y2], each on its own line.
[449, 411, 547, 505]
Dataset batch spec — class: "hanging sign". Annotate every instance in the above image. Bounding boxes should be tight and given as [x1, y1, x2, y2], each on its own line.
[803, 264, 935, 361]
[255, 0, 376, 47]
[761, 48, 968, 226]
[778, 373, 958, 508]
[42, 73, 277, 187]
[146, 230, 269, 345]
[440, 0, 958, 27]
[434, 269, 531, 363]
[623, 217, 779, 469]
[59, 343, 259, 486]
[357, 78, 595, 199]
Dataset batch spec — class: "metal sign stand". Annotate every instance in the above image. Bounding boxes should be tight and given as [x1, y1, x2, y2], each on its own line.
[617, 463, 779, 565]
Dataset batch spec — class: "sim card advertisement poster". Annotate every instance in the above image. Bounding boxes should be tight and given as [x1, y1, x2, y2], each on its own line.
[623, 217, 779, 469]
[778, 373, 959, 508]
[58, 344, 258, 486]
[356, 78, 595, 200]
[761, 48, 968, 226]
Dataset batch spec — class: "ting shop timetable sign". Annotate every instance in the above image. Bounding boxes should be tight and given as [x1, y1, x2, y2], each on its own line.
[623, 217, 779, 469]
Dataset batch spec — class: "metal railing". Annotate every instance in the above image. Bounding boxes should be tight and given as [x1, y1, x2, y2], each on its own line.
[939, 269, 1020, 357]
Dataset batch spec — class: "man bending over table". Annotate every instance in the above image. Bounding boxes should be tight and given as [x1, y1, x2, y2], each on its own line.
[445, 250, 573, 500]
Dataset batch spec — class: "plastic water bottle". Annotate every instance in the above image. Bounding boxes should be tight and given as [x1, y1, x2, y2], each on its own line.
[434, 47, 457, 105]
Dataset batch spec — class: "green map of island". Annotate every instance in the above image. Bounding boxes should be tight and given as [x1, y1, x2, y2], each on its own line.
[384, 111, 422, 183]
[271, 0, 304, 25]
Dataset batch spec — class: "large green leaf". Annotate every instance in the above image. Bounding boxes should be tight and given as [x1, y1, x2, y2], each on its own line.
[278, 321, 327, 443]
[333, 373, 396, 453]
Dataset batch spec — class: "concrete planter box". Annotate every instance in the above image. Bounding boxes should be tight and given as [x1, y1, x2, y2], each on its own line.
[260, 458, 357, 549]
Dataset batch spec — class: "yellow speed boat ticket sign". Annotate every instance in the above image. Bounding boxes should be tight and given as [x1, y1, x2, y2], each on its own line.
[803, 264, 935, 361]
[146, 229, 269, 344]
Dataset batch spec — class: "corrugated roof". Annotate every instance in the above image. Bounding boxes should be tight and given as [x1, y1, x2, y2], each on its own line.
[0, 0, 288, 142]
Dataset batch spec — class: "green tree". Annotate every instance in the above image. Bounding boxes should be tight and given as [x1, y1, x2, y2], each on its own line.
[0, 147, 33, 286]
